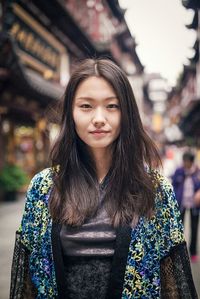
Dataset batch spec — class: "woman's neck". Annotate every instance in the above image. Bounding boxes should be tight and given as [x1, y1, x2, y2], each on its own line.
[90, 148, 112, 183]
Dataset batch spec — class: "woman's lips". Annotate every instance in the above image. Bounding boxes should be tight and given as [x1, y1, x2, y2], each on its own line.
[90, 130, 110, 137]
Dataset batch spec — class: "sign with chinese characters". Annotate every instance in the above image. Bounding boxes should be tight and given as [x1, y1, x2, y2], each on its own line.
[5, 3, 66, 80]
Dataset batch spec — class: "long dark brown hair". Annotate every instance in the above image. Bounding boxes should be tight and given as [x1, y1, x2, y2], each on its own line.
[49, 58, 161, 227]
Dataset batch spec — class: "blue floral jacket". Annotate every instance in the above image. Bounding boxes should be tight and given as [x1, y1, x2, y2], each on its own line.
[10, 168, 198, 299]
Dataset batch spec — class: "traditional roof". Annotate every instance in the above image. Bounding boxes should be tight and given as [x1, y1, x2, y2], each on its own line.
[27, 0, 100, 56]
[107, 0, 126, 21]
[186, 10, 198, 29]
[182, 0, 200, 9]
[189, 40, 199, 63]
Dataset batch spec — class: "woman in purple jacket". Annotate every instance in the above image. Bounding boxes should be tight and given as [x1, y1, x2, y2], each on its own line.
[172, 151, 200, 262]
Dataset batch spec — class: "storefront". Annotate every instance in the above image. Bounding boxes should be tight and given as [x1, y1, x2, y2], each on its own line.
[0, 1, 67, 176]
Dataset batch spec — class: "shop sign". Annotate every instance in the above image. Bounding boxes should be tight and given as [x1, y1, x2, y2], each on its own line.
[5, 3, 66, 78]
[9, 22, 59, 71]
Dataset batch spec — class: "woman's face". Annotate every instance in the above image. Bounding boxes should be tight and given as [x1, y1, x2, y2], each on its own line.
[72, 76, 121, 152]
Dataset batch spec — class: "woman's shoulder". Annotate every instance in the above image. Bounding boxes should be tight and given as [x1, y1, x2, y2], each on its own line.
[27, 167, 55, 198]
[148, 168, 172, 192]
[148, 168, 180, 211]
[148, 170, 185, 253]
[30, 167, 55, 184]
[149, 169, 181, 217]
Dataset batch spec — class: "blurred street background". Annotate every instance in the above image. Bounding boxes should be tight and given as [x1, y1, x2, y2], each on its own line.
[0, 0, 200, 298]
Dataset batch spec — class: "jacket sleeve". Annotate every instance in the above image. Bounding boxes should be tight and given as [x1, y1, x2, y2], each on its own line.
[9, 171, 47, 299]
[160, 242, 198, 298]
[157, 175, 198, 298]
[10, 232, 37, 299]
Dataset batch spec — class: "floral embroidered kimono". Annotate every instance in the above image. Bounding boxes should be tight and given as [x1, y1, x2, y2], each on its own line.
[10, 168, 198, 299]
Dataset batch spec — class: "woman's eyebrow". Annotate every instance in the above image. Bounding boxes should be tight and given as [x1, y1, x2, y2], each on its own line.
[75, 96, 118, 101]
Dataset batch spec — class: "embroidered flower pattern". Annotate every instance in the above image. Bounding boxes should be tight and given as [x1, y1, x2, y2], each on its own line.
[122, 172, 184, 298]
[20, 169, 57, 298]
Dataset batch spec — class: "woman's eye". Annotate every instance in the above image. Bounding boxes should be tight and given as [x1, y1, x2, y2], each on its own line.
[80, 104, 92, 109]
[107, 104, 119, 109]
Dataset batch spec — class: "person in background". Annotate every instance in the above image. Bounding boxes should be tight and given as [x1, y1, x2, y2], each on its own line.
[172, 151, 200, 263]
[10, 59, 198, 298]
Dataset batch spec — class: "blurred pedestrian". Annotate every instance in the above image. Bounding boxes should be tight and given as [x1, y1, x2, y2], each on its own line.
[10, 59, 197, 298]
[172, 151, 200, 262]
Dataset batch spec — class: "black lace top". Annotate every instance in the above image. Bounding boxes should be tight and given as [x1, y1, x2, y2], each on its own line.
[64, 256, 112, 299]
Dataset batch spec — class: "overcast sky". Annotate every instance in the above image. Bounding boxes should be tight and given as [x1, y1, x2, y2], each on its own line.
[119, 0, 196, 86]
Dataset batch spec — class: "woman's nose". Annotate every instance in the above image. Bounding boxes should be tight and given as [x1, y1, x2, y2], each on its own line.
[92, 108, 106, 126]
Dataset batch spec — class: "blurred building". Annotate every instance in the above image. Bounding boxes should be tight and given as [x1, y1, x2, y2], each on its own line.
[166, 64, 196, 145]
[178, 0, 200, 143]
[0, 0, 144, 176]
[142, 73, 172, 150]
[165, 0, 200, 148]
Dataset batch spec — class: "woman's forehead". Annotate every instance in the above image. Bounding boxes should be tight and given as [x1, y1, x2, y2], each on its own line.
[74, 76, 117, 99]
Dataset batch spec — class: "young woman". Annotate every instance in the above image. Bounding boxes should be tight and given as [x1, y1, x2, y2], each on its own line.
[10, 59, 198, 299]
